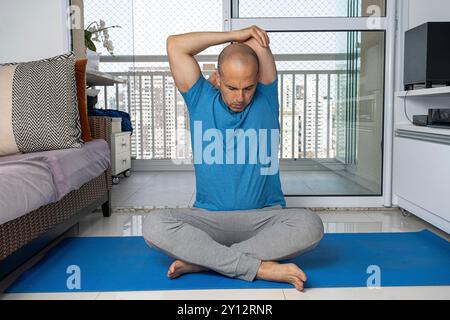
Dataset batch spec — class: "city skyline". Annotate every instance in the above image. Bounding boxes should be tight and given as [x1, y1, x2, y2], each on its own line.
[105, 64, 340, 161]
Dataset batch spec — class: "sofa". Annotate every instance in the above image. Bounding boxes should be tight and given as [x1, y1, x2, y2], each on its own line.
[0, 116, 112, 282]
[0, 52, 116, 287]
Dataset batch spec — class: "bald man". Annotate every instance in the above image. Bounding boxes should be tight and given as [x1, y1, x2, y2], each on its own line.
[143, 26, 324, 292]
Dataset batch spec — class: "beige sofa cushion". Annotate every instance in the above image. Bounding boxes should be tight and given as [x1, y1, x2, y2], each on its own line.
[0, 53, 82, 156]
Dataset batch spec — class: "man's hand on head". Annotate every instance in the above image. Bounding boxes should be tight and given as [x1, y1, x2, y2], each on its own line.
[234, 27, 277, 85]
[233, 25, 270, 48]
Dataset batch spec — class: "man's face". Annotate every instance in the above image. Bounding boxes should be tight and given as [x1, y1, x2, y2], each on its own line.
[217, 60, 258, 113]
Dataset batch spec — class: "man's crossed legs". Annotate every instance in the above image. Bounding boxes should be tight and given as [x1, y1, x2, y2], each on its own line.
[142, 206, 324, 291]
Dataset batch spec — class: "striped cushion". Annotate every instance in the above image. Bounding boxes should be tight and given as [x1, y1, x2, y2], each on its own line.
[0, 53, 82, 156]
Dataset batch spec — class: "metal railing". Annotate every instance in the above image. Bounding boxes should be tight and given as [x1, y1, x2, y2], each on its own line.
[93, 55, 349, 161]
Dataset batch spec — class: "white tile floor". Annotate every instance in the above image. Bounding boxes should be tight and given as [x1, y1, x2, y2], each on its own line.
[111, 172, 196, 208]
[280, 170, 376, 195]
[1, 172, 449, 300]
[110, 170, 378, 208]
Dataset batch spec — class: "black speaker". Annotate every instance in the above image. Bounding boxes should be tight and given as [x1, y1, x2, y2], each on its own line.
[404, 22, 450, 90]
[428, 108, 450, 126]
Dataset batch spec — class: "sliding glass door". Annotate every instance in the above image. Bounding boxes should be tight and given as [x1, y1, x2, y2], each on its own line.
[229, 0, 392, 205]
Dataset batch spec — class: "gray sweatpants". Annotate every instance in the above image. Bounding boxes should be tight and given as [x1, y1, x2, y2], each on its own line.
[142, 206, 324, 282]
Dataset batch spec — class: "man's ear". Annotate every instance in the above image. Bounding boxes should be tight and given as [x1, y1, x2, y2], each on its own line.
[215, 70, 220, 85]
[212, 69, 220, 89]
[207, 69, 220, 89]
[256, 71, 261, 83]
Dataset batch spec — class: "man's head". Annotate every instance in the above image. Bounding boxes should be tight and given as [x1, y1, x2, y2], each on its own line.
[216, 43, 259, 113]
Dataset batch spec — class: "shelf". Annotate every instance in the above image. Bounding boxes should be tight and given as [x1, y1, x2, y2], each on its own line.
[86, 69, 126, 87]
[395, 86, 450, 97]
[396, 124, 450, 136]
[395, 124, 450, 145]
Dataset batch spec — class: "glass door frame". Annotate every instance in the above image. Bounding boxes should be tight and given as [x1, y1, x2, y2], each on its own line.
[223, 0, 397, 208]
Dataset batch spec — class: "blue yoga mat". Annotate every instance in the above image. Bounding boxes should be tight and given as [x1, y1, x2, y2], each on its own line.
[6, 230, 450, 293]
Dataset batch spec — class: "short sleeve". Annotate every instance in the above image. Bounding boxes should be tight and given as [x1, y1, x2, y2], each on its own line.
[179, 74, 213, 115]
[257, 78, 280, 115]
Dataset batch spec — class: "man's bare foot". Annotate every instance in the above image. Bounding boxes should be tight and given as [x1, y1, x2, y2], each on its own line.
[167, 260, 207, 279]
[256, 261, 307, 292]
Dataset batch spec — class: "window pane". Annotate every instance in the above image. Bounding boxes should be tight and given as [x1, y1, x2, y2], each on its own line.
[84, 0, 223, 160]
[271, 31, 385, 195]
[132, 0, 222, 55]
[84, 0, 223, 62]
[238, 0, 386, 18]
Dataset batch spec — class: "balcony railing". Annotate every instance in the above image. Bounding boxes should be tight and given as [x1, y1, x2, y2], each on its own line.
[93, 55, 351, 161]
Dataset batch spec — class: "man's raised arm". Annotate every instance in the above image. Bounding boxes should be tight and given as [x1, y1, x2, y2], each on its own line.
[167, 26, 270, 93]
[243, 35, 277, 85]
[167, 32, 231, 93]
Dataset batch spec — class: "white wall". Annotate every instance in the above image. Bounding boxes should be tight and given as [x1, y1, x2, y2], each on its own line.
[0, 0, 71, 63]
[408, 0, 450, 28]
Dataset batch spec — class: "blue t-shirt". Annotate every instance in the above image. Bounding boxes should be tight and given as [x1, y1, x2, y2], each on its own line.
[180, 75, 286, 211]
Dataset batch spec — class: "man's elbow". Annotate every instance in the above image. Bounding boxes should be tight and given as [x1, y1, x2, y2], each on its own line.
[166, 35, 174, 53]
[166, 35, 178, 54]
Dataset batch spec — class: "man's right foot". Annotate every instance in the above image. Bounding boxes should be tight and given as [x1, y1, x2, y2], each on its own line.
[167, 260, 207, 279]
[256, 261, 307, 292]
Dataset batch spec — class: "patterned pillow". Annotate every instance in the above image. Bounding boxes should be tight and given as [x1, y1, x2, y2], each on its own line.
[0, 52, 75, 66]
[0, 53, 82, 156]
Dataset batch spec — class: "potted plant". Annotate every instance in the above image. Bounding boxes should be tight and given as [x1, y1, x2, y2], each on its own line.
[85, 20, 121, 70]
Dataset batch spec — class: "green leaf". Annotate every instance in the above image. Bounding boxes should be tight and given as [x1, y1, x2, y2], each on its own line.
[86, 39, 97, 52]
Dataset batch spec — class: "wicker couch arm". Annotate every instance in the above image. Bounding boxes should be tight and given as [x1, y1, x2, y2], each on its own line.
[88, 116, 112, 148]
[88, 116, 113, 191]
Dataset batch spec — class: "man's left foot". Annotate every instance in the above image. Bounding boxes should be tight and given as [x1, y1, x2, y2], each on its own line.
[167, 260, 207, 279]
